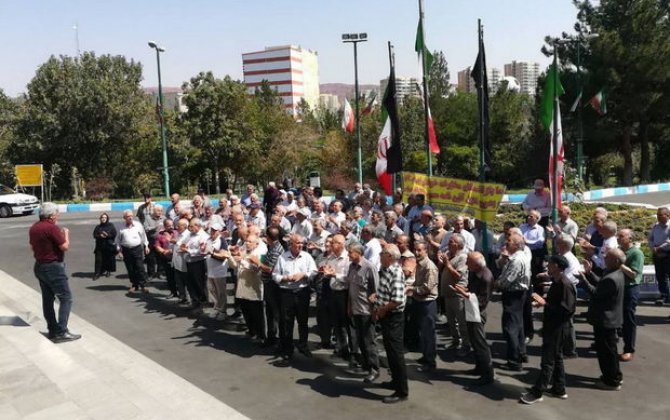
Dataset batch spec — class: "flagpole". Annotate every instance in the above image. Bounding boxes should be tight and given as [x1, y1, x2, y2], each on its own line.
[388, 41, 398, 193]
[418, 0, 432, 177]
[476, 19, 490, 264]
[551, 48, 559, 226]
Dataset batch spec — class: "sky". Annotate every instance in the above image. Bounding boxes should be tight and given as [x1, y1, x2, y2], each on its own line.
[0, 0, 580, 96]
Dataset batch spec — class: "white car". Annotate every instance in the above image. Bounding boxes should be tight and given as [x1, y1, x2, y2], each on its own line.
[0, 184, 40, 218]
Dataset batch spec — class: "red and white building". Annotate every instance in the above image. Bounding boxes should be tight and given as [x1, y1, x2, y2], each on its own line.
[242, 45, 320, 116]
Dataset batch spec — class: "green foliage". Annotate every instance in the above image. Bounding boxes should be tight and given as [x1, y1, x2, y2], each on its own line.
[428, 50, 451, 100]
[10, 52, 155, 198]
[589, 152, 624, 185]
[0, 89, 18, 185]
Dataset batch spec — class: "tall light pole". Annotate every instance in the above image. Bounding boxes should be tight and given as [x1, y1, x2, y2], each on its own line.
[148, 41, 170, 197]
[557, 33, 598, 184]
[342, 33, 367, 185]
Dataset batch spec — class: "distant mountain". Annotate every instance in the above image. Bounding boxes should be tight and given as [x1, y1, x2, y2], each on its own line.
[320, 83, 379, 100]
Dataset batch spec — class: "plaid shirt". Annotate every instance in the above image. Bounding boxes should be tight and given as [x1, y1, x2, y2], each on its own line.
[376, 262, 406, 313]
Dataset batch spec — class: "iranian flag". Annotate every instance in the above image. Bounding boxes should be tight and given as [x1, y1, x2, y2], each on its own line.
[589, 90, 607, 115]
[415, 17, 440, 154]
[376, 63, 402, 195]
[341, 97, 354, 133]
[541, 63, 565, 208]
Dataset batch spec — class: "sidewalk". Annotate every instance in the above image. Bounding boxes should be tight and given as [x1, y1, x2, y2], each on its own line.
[0, 269, 249, 420]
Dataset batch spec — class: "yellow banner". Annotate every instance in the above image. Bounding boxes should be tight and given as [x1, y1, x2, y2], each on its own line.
[15, 164, 43, 187]
[402, 172, 506, 223]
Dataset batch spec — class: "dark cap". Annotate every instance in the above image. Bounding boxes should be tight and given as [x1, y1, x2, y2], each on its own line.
[547, 255, 570, 271]
[143, 191, 152, 199]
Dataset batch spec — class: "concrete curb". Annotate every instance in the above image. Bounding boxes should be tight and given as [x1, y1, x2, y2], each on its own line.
[40, 181, 670, 213]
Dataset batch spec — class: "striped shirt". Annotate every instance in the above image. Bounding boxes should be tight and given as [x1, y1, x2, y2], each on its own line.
[376, 262, 406, 313]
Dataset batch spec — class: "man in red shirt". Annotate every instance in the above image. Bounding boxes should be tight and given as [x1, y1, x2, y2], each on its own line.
[29, 202, 81, 343]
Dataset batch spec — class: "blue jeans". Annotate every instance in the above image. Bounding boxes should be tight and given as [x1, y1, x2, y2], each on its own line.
[414, 299, 437, 366]
[34, 262, 73, 336]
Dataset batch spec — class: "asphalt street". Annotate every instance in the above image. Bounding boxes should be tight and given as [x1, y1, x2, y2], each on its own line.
[589, 191, 670, 207]
[2, 211, 669, 420]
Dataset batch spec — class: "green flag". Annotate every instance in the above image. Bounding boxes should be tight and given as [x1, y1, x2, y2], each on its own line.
[415, 19, 434, 73]
[540, 64, 564, 130]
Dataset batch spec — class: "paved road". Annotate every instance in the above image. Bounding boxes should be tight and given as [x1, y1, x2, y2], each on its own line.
[589, 191, 670, 207]
[2, 212, 670, 420]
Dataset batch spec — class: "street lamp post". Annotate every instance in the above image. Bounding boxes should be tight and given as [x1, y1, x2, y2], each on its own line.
[557, 33, 598, 184]
[342, 33, 367, 185]
[148, 41, 170, 197]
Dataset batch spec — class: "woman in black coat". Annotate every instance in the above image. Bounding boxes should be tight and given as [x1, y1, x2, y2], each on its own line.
[93, 213, 117, 280]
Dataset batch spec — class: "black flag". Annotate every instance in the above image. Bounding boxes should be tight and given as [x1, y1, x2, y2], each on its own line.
[384, 60, 403, 174]
[471, 24, 491, 173]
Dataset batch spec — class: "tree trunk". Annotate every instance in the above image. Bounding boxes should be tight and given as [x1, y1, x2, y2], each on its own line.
[214, 166, 221, 195]
[621, 126, 634, 186]
[639, 119, 650, 182]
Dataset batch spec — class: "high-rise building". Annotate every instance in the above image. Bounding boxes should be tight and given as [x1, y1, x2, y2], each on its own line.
[457, 67, 502, 94]
[379, 77, 420, 102]
[318, 94, 340, 113]
[457, 67, 475, 93]
[503, 61, 540, 95]
[242, 45, 320, 115]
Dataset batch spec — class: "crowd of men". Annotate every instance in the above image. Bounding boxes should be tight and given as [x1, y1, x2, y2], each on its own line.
[30, 179, 670, 405]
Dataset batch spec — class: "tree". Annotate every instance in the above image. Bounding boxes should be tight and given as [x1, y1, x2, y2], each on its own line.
[428, 50, 451, 100]
[179, 72, 260, 193]
[555, 0, 670, 185]
[0, 89, 18, 185]
[11, 53, 156, 198]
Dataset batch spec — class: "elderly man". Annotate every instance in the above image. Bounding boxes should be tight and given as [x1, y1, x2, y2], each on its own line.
[408, 241, 439, 372]
[241, 184, 255, 207]
[374, 244, 409, 404]
[202, 204, 224, 233]
[522, 179, 551, 225]
[591, 221, 618, 275]
[179, 218, 210, 314]
[259, 226, 286, 349]
[520, 255, 576, 404]
[439, 233, 471, 356]
[347, 243, 380, 383]
[155, 218, 179, 299]
[172, 218, 190, 304]
[453, 252, 495, 385]
[547, 205, 579, 245]
[440, 215, 476, 253]
[229, 234, 266, 342]
[272, 235, 317, 364]
[166, 193, 181, 220]
[361, 226, 382, 270]
[136, 191, 154, 224]
[520, 209, 546, 343]
[617, 229, 644, 362]
[117, 210, 150, 293]
[383, 211, 404, 244]
[322, 234, 353, 362]
[143, 204, 165, 278]
[496, 233, 531, 371]
[205, 223, 230, 321]
[29, 202, 80, 342]
[648, 207, 670, 305]
[246, 203, 266, 231]
[393, 203, 410, 234]
[291, 208, 313, 239]
[307, 218, 330, 262]
[367, 209, 386, 239]
[581, 249, 626, 390]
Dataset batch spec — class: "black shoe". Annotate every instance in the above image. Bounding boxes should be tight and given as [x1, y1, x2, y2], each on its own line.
[416, 356, 428, 365]
[92, 275, 99, 281]
[521, 354, 529, 363]
[547, 388, 568, 399]
[655, 298, 665, 306]
[457, 346, 472, 358]
[51, 331, 82, 343]
[382, 393, 408, 404]
[262, 338, 277, 348]
[563, 353, 578, 359]
[417, 364, 435, 373]
[104, 271, 111, 277]
[275, 355, 292, 367]
[298, 347, 313, 358]
[378, 381, 394, 390]
[364, 370, 380, 383]
[230, 310, 242, 319]
[500, 362, 522, 372]
[519, 392, 543, 405]
[463, 368, 482, 376]
[474, 374, 496, 386]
